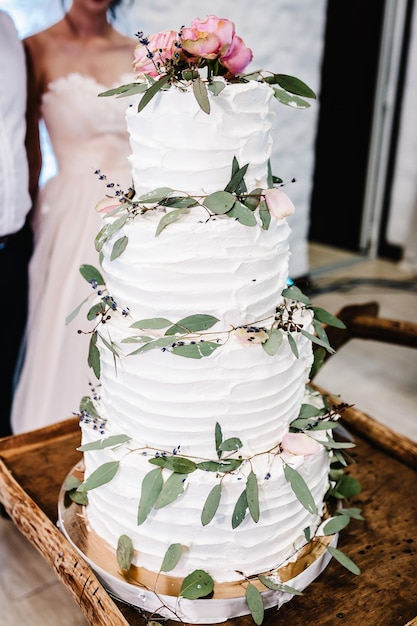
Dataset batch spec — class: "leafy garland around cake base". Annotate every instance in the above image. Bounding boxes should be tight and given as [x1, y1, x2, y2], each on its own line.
[66, 388, 362, 625]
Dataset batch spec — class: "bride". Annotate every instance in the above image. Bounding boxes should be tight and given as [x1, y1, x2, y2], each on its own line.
[12, 0, 136, 433]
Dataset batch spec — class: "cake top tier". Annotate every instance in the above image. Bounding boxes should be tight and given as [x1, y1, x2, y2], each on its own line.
[99, 15, 316, 117]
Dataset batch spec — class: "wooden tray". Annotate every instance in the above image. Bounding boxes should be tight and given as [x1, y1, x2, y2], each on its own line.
[1, 405, 417, 626]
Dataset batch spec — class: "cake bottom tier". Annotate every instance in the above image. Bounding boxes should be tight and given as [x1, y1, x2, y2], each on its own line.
[59, 463, 337, 623]
[79, 419, 331, 584]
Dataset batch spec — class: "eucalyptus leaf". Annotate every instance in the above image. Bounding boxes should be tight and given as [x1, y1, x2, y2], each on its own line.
[339, 507, 364, 520]
[160, 543, 183, 572]
[271, 74, 316, 99]
[117, 534, 134, 571]
[215, 421, 223, 459]
[311, 306, 346, 329]
[207, 80, 226, 96]
[219, 437, 243, 452]
[258, 575, 303, 595]
[136, 187, 173, 203]
[165, 314, 219, 335]
[79, 264, 105, 286]
[69, 490, 88, 506]
[65, 296, 89, 325]
[64, 475, 82, 492]
[262, 329, 283, 355]
[155, 208, 189, 236]
[110, 235, 128, 261]
[179, 569, 214, 599]
[245, 582, 264, 625]
[149, 455, 197, 474]
[273, 88, 311, 109]
[196, 459, 243, 472]
[246, 471, 260, 523]
[323, 515, 350, 535]
[330, 475, 362, 498]
[201, 484, 222, 526]
[227, 201, 257, 226]
[129, 336, 176, 355]
[224, 162, 249, 194]
[232, 489, 248, 529]
[301, 329, 335, 354]
[130, 317, 172, 330]
[162, 196, 198, 209]
[282, 285, 311, 305]
[193, 75, 210, 114]
[203, 191, 236, 215]
[171, 341, 221, 359]
[88, 332, 101, 379]
[287, 333, 299, 358]
[267, 159, 274, 188]
[79, 395, 101, 420]
[243, 188, 263, 211]
[154, 472, 186, 509]
[115, 83, 149, 97]
[106, 214, 129, 238]
[87, 302, 104, 321]
[298, 403, 325, 419]
[137, 467, 163, 525]
[327, 546, 361, 575]
[312, 319, 330, 343]
[98, 82, 145, 97]
[310, 346, 326, 379]
[259, 199, 271, 230]
[99, 333, 119, 357]
[283, 463, 317, 514]
[77, 461, 119, 492]
[137, 73, 171, 112]
[121, 335, 153, 343]
[321, 440, 356, 450]
[78, 434, 130, 452]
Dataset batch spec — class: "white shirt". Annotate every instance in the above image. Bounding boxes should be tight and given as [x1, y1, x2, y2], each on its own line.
[0, 11, 31, 237]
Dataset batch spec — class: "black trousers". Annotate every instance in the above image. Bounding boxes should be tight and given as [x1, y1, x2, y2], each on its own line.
[0, 221, 33, 437]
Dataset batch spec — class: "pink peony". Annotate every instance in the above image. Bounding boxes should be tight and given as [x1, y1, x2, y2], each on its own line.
[281, 432, 321, 456]
[133, 30, 178, 77]
[221, 35, 253, 74]
[264, 188, 295, 220]
[181, 16, 252, 74]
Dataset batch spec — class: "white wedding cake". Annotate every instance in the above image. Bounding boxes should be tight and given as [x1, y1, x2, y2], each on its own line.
[64, 16, 360, 624]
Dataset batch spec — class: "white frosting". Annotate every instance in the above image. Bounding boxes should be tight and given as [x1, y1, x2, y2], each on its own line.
[80, 79, 331, 602]
[126, 79, 274, 196]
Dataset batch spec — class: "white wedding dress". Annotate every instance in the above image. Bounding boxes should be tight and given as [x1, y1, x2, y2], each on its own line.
[12, 73, 134, 433]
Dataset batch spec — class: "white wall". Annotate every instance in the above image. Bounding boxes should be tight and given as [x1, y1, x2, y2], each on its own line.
[386, 0, 417, 270]
[1, 0, 327, 278]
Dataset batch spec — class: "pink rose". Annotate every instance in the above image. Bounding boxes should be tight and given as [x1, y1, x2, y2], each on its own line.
[221, 35, 253, 74]
[264, 188, 295, 220]
[281, 433, 321, 456]
[133, 30, 178, 77]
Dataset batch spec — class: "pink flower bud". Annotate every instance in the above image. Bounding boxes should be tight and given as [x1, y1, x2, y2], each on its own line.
[281, 432, 321, 456]
[264, 188, 295, 220]
[96, 197, 120, 214]
[221, 36, 253, 74]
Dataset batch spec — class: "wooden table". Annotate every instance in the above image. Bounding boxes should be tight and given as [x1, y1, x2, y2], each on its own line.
[1, 404, 417, 626]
